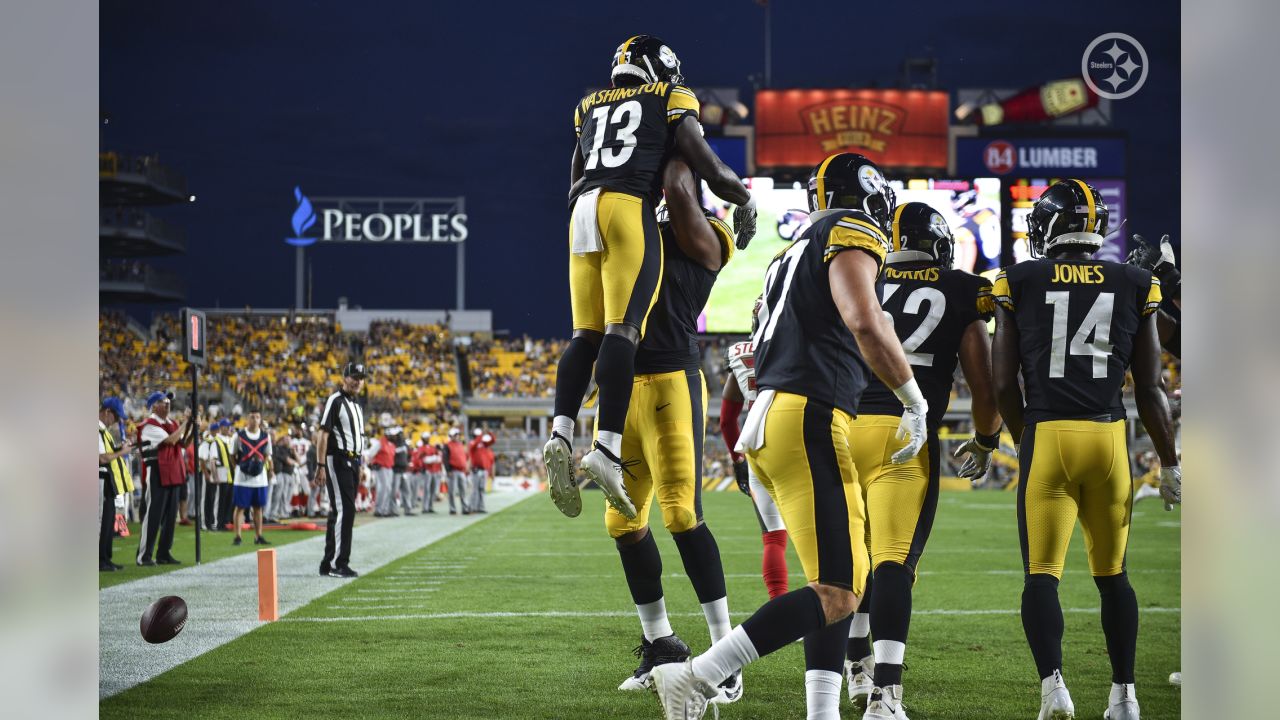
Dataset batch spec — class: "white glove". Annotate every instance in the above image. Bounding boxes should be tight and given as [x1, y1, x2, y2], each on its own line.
[732, 194, 758, 250]
[1159, 466, 1181, 511]
[952, 434, 998, 481]
[890, 378, 928, 464]
[114, 494, 126, 510]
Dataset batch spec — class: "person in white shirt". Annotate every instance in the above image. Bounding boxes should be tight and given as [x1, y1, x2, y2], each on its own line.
[231, 411, 273, 546]
[198, 419, 235, 531]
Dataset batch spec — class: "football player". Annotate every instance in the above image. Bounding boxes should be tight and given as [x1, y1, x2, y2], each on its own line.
[546, 36, 756, 522]
[651, 153, 929, 720]
[992, 181, 1181, 720]
[608, 156, 743, 703]
[720, 296, 791, 600]
[842, 202, 1002, 720]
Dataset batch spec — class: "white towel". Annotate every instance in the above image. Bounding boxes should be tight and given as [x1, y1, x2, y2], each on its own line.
[570, 188, 604, 255]
[735, 389, 775, 454]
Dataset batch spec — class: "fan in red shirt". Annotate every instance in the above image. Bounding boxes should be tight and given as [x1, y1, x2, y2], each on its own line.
[411, 432, 445, 514]
[468, 428, 496, 514]
[443, 428, 471, 515]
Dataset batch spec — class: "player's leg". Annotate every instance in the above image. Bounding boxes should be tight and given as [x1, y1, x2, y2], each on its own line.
[654, 394, 868, 720]
[1076, 420, 1140, 719]
[320, 458, 340, 573]
[580, 193, 663, 520]
[333, 462, 358, 572]
[845, 417, 891, 710]
[1018, 422, 1080, 719]
[748, 467, 789, 599]
[155, 485, 179, 561]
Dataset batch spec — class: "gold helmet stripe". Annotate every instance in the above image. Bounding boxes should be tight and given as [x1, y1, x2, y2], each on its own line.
[814, 154, 838, 210]
[618, 35, 641, 70]
[891, 203, 908, 252]
[1072, 179, 1096, 232]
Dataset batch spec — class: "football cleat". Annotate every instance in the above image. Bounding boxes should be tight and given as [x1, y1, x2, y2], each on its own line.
[580, 443, 637, 519]
[1168, 671, 1181, 687]
[619, 635, 691, 692]
[543, 432, 579, 518]
[864, 685, 910, 720]
[845, 655, 875, 712]
[710, 672, 742, 705]
[651, 659, 717, 720]
[1037, 670, 1075, 720]
[1103, 683, 1140, 720]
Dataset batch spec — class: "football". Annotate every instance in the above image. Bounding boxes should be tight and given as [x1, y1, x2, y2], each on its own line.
[140, 596, 188, 644]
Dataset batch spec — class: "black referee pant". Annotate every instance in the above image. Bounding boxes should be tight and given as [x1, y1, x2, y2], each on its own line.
[322, 454, 358, 571]
[137, 479, 179, 563]
[100, 479, 117, 565]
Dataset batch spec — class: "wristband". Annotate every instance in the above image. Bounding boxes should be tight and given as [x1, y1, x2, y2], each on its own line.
[892, 377, 925, 408]
[975, 430, 1001, 450]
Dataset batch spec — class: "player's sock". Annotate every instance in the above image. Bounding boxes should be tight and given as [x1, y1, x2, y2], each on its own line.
[616, 531, 671, 641]
[551, 415, 575, 444]
[846, 569, 873, 662]
[804, 615, 852, 720]
[691, 586, 827, 685]
[597, 430, 623, 459]
[552, 336, 599, 422]
[672, 523, 731, 643]
[761, 529, 789, 599]
[870, 562, 912, 687]
[690, 625, 759, 687]
[1095, 572, 1139, 684]
[1021, 573, 1065, 680]
[593, 333, 636, 439]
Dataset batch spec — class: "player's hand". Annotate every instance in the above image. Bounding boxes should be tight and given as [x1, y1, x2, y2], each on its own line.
[891, 401, 929, 464]
[732, 196, 758, 250]
[1128, 233, 1179, 282]
[1159, 466, 1181, 511]
[952, 435, 997, 481]
[732, 458, 750, 496]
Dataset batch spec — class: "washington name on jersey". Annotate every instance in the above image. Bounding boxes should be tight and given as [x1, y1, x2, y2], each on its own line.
[859, 267, 995, 428]
[993, 258, 1161, 424]
[752, 208, 889, 415]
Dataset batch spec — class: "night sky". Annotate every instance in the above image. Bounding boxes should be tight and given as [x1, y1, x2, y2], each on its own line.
[101, 1, 1179, 338]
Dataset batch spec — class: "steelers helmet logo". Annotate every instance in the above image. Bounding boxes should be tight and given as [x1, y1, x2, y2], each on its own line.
[929, 212, 948, 236]
[658, 45, 678, 69]
[858, 164, 886, 195]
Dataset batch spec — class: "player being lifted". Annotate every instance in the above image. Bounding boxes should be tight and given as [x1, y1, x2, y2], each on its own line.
[546, 36, 755, 521]
[992, 181, 1181, 720]
[608, 156, 749, 703]
[842, 202, 1002, 720]
[651, 153, 929, 720]
[720, 296, 792, 600]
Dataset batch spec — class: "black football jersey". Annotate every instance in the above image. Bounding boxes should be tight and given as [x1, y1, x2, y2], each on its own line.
[634, 218, 733, 374]
[569, 82, 700, 207]
[753, 209, 890, 416]
[858, 267, 995, 428]
[994, 258, 1162, 424]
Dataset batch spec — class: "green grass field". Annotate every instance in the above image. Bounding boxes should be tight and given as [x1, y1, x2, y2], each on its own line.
[101, 491, 1180, 719]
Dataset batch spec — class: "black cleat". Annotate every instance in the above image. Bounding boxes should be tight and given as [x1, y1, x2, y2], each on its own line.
[254, 536, 271, 545]
[619, 634, 692, 691]
[136, 558, 156, 567]
[232, 536, 242, 546]
[328, 566, 358, 578]
[99, 562, 117, 572]
[319, 564, 332, 576]
[156, 556, 182, 565]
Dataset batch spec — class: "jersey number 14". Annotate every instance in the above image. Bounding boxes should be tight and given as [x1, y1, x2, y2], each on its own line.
[1044, 291, 1114, 379]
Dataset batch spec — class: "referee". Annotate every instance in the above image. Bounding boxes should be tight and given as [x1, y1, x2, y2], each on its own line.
[314, 362, 366, 578]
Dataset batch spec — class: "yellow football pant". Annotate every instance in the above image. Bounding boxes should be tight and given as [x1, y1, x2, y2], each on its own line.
[746, 392, 868, 594]
[603, 369, 707, 537]
[847, 415, 939, 574]
[1018, 419, 1132, 579]
[569, 191, 663, 336]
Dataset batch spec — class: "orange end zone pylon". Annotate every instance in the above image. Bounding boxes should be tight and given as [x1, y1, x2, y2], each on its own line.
[257, 548, 278, 621]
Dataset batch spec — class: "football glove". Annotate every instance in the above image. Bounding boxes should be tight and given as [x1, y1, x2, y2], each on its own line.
[732, 195, 758, 250]
[1159, 466, 1181, 511]
[890, 378, 929, 464]
[952, 433, 998, 482]
[733, 458, 751, 496]
[1127, 233, 1180, 289]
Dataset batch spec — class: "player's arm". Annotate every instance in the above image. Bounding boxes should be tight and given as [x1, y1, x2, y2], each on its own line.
[829, 249, 927, 462]
[1132, 311, 1181, 509]
[312, 429, 329, 483]
[663, 156, 724, 271]
[991, 305, 1025, 442]
[1155, 310, 1180, 358]
[953, 319, 1003, 480]
[719, 374, 750, 495]
[672, 117, 749, 206]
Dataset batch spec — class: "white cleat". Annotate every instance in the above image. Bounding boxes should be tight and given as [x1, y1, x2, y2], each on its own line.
[1168, 671, 1181, 687]
[1038, 670, 1076, 720]
[864, 685, 910, 720]
[710, 672, 742, 704]
[1103, 683, 1140, 720]
[651, 660, 717, 720]
[580, 444, 637, 520]
[845, 655, 875, 712]
[543, 433, 579, 518]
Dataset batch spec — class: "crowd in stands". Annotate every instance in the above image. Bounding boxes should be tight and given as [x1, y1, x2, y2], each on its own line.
[467, 335, 564, 398]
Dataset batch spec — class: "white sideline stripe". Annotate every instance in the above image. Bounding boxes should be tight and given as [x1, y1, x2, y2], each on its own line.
[98, 491, 529, 699]
[285, 607, 1182, 624]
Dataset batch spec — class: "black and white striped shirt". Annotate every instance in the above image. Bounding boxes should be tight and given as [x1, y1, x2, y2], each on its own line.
[320, 390, 365, 457]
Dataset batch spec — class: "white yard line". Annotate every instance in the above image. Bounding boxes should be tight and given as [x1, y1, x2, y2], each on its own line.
[98, 492, 528, 699]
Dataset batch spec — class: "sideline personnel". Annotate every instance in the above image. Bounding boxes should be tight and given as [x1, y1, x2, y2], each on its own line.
[314, 362, 367, 578]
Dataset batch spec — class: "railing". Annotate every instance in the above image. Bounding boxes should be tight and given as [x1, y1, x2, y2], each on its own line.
[99, 261, 185, 298]
[99, 209, 187, 251]
[98, 152, 188, 197]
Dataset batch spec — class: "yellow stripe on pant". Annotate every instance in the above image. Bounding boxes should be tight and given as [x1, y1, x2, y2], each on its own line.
[1017, 419, 1131, 579]
[604, 368, 707, 537]
[745, 391, 868, 594]
[847, 415, 939, 575]
[568, 191, 664, 336]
